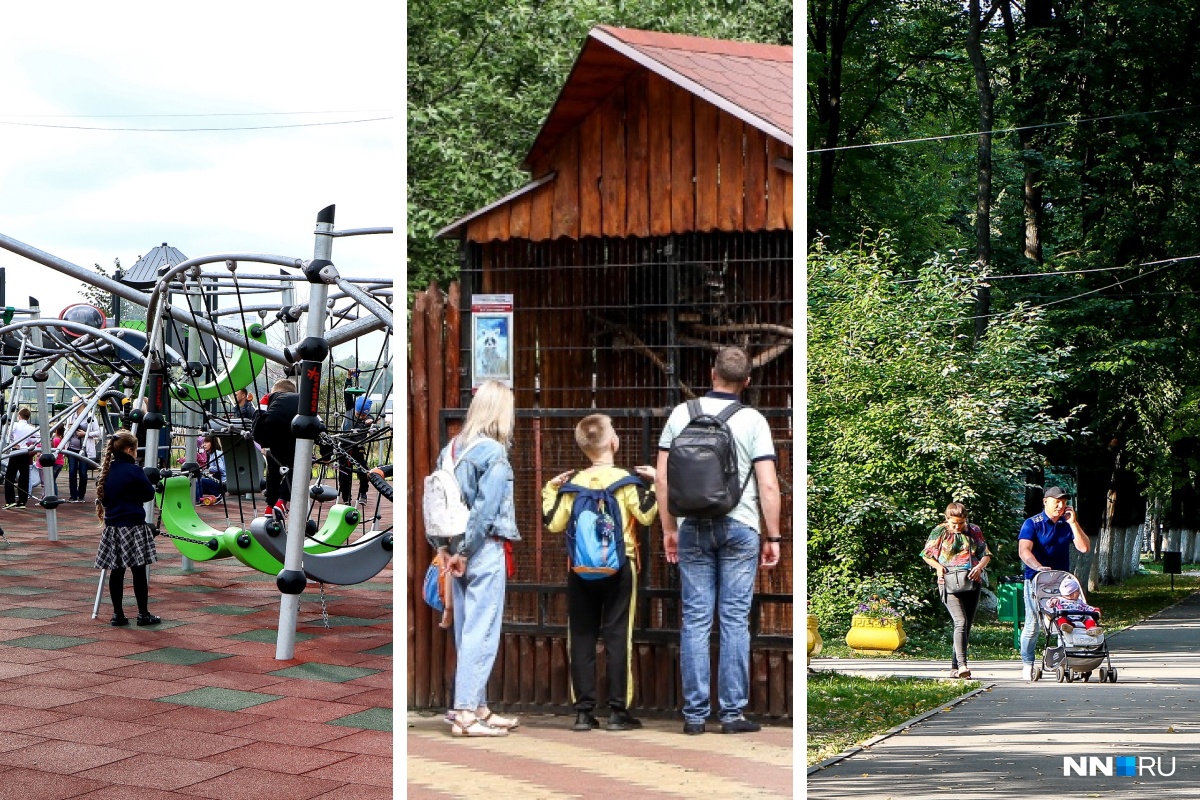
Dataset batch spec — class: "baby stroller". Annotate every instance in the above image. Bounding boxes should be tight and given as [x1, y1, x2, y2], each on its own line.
[1030, 569, 1117, 683]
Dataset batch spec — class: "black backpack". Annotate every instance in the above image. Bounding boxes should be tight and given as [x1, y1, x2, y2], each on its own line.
[666, 400, 749, 518]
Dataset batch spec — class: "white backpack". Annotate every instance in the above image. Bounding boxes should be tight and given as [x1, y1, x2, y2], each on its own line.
[422, 438, 484, 539]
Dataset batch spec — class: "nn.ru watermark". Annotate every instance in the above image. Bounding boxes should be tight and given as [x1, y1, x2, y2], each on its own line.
[1064, 756, 1177, 777]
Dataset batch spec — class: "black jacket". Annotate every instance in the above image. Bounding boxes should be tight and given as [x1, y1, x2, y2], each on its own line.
[103, 451, 155, 526]
[252, 392, 300, 463]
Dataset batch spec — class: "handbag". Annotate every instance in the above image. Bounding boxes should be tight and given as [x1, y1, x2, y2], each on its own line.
[422, 558, 445, 612]
[944, 569, 980, 594]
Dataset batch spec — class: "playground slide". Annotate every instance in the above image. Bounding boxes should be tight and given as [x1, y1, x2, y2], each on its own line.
[170, 324, 268, 402]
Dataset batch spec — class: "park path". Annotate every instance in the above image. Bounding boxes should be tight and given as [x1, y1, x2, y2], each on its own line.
[407, 711, 794, 798]
[807, 590, 1200, 798]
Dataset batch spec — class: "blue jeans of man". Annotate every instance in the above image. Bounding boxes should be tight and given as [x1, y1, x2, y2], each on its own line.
[677, 517, 760, 724]
[451, 536, 507, 711]
[1020, 577, 1042, 664]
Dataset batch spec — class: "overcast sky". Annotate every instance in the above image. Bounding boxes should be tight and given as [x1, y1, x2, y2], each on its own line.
[0, 3, 396, 354]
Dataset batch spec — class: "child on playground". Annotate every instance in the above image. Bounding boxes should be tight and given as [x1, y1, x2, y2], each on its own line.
[542, 414, 657, 733]
[93, 430, 161, 627]
[1049, 574, 1101, 634]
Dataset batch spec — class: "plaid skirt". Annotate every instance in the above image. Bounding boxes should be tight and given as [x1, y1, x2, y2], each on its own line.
[94, 523, 158, 569]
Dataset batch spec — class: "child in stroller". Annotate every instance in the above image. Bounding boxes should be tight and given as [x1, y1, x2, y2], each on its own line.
[1031, 569, 1117, 682]
[1048, 574, 1101, 635]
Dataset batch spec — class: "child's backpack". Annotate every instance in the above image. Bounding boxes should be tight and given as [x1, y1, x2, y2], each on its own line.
[422, 437, 485, 540]
[558, 472, 643, 580]
[666, 400, 749, 519]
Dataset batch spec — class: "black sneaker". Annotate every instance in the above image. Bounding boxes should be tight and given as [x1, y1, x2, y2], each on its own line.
[136, 614, 162, 626]
[720, 717, 761, 734]
[683, 721, 706, 735]
[110, 614, 129, 627]
[573, 711, 599, 732]
[606, 711, 643, 731]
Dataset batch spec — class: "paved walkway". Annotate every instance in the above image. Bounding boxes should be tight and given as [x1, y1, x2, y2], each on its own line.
[808, 591, 1200, 798]
[0, 499, 391, 799]
[407, 711, 794, 798]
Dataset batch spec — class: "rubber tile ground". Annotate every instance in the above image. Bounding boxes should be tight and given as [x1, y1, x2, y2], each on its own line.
[0, 498, 392, 800]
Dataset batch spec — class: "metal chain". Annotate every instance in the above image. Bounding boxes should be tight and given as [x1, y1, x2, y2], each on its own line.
[318, 582, 330, 629]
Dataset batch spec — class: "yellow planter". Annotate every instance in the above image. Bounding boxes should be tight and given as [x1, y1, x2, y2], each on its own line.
[806, 614, 823, 664]
[845, 614, 906, 654]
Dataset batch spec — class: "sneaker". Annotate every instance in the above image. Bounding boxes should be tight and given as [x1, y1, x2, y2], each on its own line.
[949, 667, 960, 679]
[2, 503, 15, 510]
[136, 614, 162, 626]
[1022, 663, 1034, 681]
[606, 710, 643, 731]
[573, 711, 599, 732]
[683, 721, 706, 735]
[957, 666, 972, 679]
[1060, 622, 1074, 633]
[720, 717, 761, 734]
[110, 614, 129, 627]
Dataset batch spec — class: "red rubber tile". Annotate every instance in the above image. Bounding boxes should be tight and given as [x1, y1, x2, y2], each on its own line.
[9, 667, 121, 690]
[72, 787, 198, 800]
[316, 730, 390, 757]
[304, 754, 391, 788]
[249, 697, 370, 724]
[53, 695, 180, 722]
[0, 704, 68, 731]
[338, 689, 390, 708]
[76, 752, 236, 791]
[141, 707, 266, 735]
[118, 727, 250, 759]
[254, 680, 373, 702]
[38, 653, 132, 672]
[0, 661, 53, 680]
[69, 640, 161, 657]
[99, 662, 209, 681]
[202, 739, 353, 773]
[175, 670, 290, 691]
[0, 645, 63, 664]
[27, 716, 161, 746]
[0, 766, 106, 799]
[313, 785, 395, 800]
[0, 730, 47, 753]
[224, 717, 355, 747]
[0, 739, 136, 774]
[173, 767, 341, 800]
[0, 685, 98, 709]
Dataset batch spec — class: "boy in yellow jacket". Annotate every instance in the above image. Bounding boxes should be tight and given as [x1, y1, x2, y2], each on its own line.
[543, 414, 657, 732]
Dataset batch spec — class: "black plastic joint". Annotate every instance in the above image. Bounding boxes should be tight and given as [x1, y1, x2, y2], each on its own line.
[277, 569, 307, 595]
[304, 259, 333, 284]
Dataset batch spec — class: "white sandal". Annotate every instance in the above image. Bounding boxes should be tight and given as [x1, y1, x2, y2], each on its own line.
[451, 714, 508, 737]
[478, 708, 520, 730]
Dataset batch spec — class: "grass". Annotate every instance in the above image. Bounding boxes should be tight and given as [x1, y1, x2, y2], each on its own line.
[807, 671, 980, 765]
[807, 564, 1199, 765]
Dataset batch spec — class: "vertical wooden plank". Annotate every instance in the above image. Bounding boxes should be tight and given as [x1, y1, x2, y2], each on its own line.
[551, 636, 568, 706]
[647, 73, 673, 236]
[601, 85, 628, 238]
[503, 634, 520, 704]
[785, 651, 794, 719]
[636, 644, 654, 710]
[625, 72, 650, 238]
[782, 170, 793, 230]
[579, 111, 603, 238]
[669, 84, 695, 233]
[444, 282, 462, 407]
[535, 637, 550, 705]
[694, 99, 720, 231]
[484, 206, 504, 243]
[766, 137, 788, 230]
[467, 218, 486, 243]
[406, 376, 417, 708]
[717, 113, 744, 231]
[768, 651, 786, 717]
[530, 182, 554, 242]
[520, 636, 536, 704]
[655, 644, 673, 711]
[552, 129, 581, 240]
[410, 291, 432, 706]
[424, 284, 446, 705]
[743, 127, 768, 231]
[751, 650, 769, 714]
[509, 192, 532, 240]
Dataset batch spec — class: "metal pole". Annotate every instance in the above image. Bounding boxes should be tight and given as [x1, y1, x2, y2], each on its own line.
[276, 205, 335, 660]
[180, 304, 201, 573]
[28, 301, 57, 540]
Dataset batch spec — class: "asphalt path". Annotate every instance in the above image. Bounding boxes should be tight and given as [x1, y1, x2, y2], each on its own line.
[807, 590, 1200, 798]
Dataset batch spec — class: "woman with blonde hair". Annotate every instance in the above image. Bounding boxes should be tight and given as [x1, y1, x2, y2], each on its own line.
[429, 380, 521, 736]
[93, 430, 161, 626]
[921, 502, 992, 678]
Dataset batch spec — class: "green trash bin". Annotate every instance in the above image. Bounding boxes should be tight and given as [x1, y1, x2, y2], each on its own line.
[996, 576, 1026, 650]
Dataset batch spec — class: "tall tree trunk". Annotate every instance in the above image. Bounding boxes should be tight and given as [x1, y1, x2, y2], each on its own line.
[966, 0, 997, 343]
[811, 0, 849, 233]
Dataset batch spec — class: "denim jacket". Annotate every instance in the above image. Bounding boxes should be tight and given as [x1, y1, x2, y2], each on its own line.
[435, 435, 519, 558]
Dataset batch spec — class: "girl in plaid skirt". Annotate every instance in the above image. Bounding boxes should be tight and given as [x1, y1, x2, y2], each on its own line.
[93, 430, 160, 627]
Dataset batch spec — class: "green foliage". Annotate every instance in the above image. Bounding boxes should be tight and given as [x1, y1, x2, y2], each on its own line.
[808, 234, 1078, 625]
[408, 0, 793, 294]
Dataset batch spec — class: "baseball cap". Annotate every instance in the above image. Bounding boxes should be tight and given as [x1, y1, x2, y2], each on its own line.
[1043, 486, 1069, 499]
[1060, 575, 1081, 596]
[354, 397, 373, 414]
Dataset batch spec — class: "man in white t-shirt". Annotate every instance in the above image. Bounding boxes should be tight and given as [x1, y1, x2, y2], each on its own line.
[655, 347, 781, 735]
[5, 408, 40, 509]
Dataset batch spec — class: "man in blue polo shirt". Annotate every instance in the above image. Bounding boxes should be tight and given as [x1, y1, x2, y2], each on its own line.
[1018, 486, 1090, 680]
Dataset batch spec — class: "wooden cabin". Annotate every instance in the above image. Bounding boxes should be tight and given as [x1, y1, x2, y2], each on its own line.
[412, 25, 794, 719]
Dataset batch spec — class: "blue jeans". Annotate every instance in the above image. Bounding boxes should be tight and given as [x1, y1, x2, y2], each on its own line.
[677, 517, 760, 724]
[451, 537, 507, 711]
[1020, 578, 1041, 664]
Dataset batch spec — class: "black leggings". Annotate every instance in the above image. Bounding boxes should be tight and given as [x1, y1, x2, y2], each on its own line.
[109, 565, 150, 617]
[944, 588, 981, 669]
